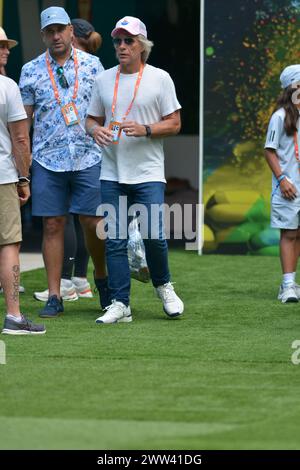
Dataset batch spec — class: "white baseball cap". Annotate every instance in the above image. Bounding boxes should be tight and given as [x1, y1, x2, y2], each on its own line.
[111, 16, 147, 38]
[280, 64, 300, 89]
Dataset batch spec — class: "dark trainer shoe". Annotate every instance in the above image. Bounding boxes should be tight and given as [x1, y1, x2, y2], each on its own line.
[39, 295, 64, 318]
[2, 315, 46, 335]
[94, 275, 111, 310]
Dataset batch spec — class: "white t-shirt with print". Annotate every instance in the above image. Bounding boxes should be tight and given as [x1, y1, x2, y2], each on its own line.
[0, 75, 27, 184]
[265, 107, 300, 205]
[88, 64, 181, 184]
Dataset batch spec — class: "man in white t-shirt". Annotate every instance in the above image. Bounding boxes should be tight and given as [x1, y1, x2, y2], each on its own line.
[0, 75, 45, 335]
[86, 16, 184, 323]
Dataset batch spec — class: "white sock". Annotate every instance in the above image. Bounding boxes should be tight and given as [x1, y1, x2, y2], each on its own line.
[283, 273, 294, 288]
[293, 272, 296, 283]
[6, 314, 22, 322]
[72, 277, 88, 286]
[61, 278, 74, 288]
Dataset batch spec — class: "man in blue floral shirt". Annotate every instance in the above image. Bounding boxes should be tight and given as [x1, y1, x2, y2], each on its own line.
[19, 6, 109, 317]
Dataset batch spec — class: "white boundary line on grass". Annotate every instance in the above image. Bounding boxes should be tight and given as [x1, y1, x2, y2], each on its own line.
[198, 0, 205, 255]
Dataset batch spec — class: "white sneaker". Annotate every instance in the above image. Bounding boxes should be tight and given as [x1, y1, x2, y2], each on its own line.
[71, 277, 93, 298]
[156, 282, 184, 317]
[0, 285, 25, 294]
[278, 285, 298, 303]
[294, 283, 300, 299]
[95, 300, 132, 324]
[33, 279, 78, 302]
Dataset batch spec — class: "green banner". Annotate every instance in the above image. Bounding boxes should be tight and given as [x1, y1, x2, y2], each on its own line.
[203, 0, 299, 255]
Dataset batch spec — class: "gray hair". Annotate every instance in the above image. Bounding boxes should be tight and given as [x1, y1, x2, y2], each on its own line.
[136, 34, 154, 63]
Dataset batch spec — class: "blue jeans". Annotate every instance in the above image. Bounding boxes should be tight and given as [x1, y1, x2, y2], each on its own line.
[101, 181, 170, 306]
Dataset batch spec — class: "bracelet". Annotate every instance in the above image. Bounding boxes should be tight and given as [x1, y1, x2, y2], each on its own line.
[18, 176, 30, 183]
[277, 174, 286, 183]
[18, 176, 30, 185]
[144, 125, 152, 137]
[17, 181, 30, 187]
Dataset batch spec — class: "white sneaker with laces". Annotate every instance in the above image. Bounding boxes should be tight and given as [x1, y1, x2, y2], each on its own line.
[156, 282, 184, 317]
[0, 285, 25, 294]
[33, 279, 78, 302]
[33, 288, 49, 302]
[95, 300, 132, 324]
[278, 284, 298, 303]
[71, 277, 93, 298]
[293, 283, 300, 299]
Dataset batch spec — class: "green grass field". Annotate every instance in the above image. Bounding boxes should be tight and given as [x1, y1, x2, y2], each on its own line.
[1, 251, 300, 450]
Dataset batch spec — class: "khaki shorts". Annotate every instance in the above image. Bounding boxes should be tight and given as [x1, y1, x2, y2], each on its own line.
[0, 183, 22, 246]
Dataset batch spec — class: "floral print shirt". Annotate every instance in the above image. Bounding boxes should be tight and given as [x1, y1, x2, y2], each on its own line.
[19, 48, 103, 172]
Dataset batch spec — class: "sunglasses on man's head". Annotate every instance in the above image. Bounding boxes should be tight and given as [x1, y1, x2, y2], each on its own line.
[112, 37, 135, 46]
[56, 66, 69, 89]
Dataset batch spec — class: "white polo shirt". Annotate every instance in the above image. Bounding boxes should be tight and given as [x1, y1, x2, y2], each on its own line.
[0, 75, 27, 184]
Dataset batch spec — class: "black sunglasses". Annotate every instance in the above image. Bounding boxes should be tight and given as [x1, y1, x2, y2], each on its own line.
[112, 37, 135, 46]
[56, 66, 69, 89]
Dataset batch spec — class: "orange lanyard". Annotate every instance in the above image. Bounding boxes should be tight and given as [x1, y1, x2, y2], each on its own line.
[46, 48, 79, 106]
[111, 63, 145, 121]
[293, 132, 300, 171]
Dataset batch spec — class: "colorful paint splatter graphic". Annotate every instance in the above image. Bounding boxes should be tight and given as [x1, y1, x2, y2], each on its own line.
[203, 0, 300, 254]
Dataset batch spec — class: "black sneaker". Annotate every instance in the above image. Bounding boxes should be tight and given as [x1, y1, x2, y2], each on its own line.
[39, 295, 64, 318]
[2, 315, 46, 335]
[94, 275, 111, 310]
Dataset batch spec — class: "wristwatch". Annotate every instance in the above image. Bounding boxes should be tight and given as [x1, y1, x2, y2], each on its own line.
[144, 125, 152, 137]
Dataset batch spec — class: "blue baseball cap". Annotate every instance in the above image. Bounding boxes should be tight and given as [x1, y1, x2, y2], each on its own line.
[41, 6, 71, 30]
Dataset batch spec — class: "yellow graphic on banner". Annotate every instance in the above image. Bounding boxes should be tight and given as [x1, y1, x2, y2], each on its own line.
[203, 153, 278, 255]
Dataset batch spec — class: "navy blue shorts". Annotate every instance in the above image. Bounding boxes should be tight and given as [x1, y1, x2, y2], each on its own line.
[31, 160, 102, 216]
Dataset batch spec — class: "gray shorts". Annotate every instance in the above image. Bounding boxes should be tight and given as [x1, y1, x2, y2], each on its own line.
[271, 203, 300, 229]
